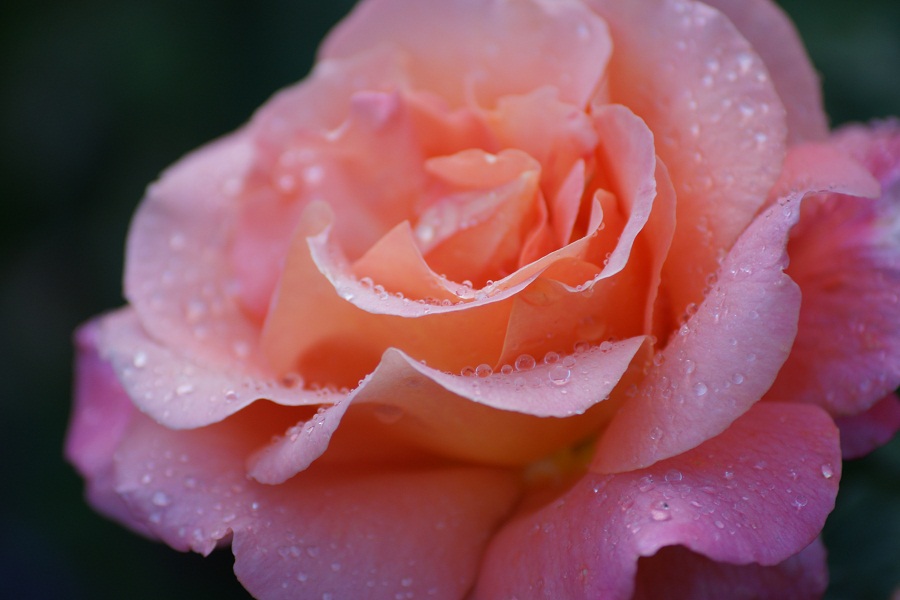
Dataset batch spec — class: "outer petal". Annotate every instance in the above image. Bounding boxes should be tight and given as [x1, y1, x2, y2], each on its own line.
[700, 0, 828, 143]
[588, 0, 788, 316]
[593, 193, 801, 474]
[473, 402, 841, 600]
[767, 128, 900, 416]
[110, 408, 520, 600]
[65, 320, 148, 535]
[834, 394, 900, 459]
[320, 0, 612, 109]
[633, 539, 828, 600]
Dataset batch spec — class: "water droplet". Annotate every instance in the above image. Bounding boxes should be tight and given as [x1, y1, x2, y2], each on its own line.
[500, 364, 514, 375]
[792, 495, 808, 509]
[543, 351, 560, 364]
[515, 354, 536, 371]
[176, 383, 194, 396]
[548, 365, 571, 386]
[460, 366, 476, 377]
[723, 471, 734, 480]
[652, 353, 665, 367]
[821, 464, 834, 479]
[665, 469, 683, 482]
[649, 426, 664, 441]
[132, 351, 148, 368]
[152, 491, 170, 507]
[714, 520, 725, 529]
[693, 382, 708, 397]
[731, 373, 744, 385]
[684, 359, 696, 374]
[475, 364, 493, 378]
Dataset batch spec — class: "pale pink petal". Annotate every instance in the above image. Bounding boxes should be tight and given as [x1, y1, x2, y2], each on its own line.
[474, 402, 841, 600]
[588, 0, 788, 317]
[834, 394, 900, 459]
[768, 142, 880, 203]
[767, 132, 900, 416]
[593, 194, 802, 474]
[321, 0, 611, 109]
[124, 132, 266, 372]
[110, 408, 519, 599]
[65, 319, 149, 536]
[633, 539, 828, 600]
[96, 308, 329, 429]
[700, 0, 829, 143]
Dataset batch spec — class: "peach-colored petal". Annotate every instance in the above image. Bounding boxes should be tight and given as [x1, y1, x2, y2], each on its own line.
[588, 0, 788, 317]
[321, 0, 612, 109]
[474, 402, 840, 600]
[484, 87, 598, 205]
[834, 394, 900, 459]
[260, 203, 515, 381]
[767, 130, 900, 416]
[324, 343, 643, 467]
[633, 540, 828, 600]
[593, 193, 802, 474]
[108, 407, 520, 599]
[701, 0, 828, 143]
[499, 106, 677, 361]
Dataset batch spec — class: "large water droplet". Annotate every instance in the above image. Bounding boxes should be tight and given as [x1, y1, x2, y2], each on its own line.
[548, 365, 571, 386]
[515, 354, 536, 371]
[820, 464, 834, 479]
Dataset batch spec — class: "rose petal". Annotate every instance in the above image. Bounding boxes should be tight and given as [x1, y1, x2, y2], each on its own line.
[588, 0, 788, 317]
[633, 539, 828, 600]
[700, 0, 828, 143]
[767, 142, 881, 203]
[65, 319, 149, 535]
[474, 402, 841, 599]
[834, 394, 900, 459]
[331, 342, 642, 468]
[109, 408, 519, 599]
[766, 138, 900, 416]
[499, 105, 677, 361]
[321, 0, 612, 109]
[593, 194, 802, 474]
[95, 308, 327, 429]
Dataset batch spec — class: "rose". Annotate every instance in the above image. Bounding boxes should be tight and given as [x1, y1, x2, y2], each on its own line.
[65, 0, 900, 598]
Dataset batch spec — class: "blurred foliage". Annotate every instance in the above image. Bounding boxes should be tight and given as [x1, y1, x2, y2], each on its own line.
[0, 1, 897, 599]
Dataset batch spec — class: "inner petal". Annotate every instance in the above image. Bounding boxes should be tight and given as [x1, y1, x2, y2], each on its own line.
[413, 149, 544, 286]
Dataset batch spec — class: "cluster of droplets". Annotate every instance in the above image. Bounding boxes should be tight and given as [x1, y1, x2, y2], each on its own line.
[457, 340, 611, 390]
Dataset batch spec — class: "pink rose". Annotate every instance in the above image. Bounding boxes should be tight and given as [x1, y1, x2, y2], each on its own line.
[66, 0, 900, 598]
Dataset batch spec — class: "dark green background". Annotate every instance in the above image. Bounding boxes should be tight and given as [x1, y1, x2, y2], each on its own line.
[1, 1, 898, 598]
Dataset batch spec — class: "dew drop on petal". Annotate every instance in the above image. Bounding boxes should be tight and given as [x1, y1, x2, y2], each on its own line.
[515, 354, 536, 371]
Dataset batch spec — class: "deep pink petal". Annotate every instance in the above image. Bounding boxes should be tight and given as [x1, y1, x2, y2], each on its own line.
[588, 0, 788, 317]
[65, 318, 149, 535]
[593, 194, 802, 474]
[474, 402, 840, 600]
[109, 408, 519, 599]
[633, 539, 828, 600]
[700, 0, 828, 143]
[767, 130, 900, 416]
[321, 0, 611, 109]
[834, 394, 900, 459]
